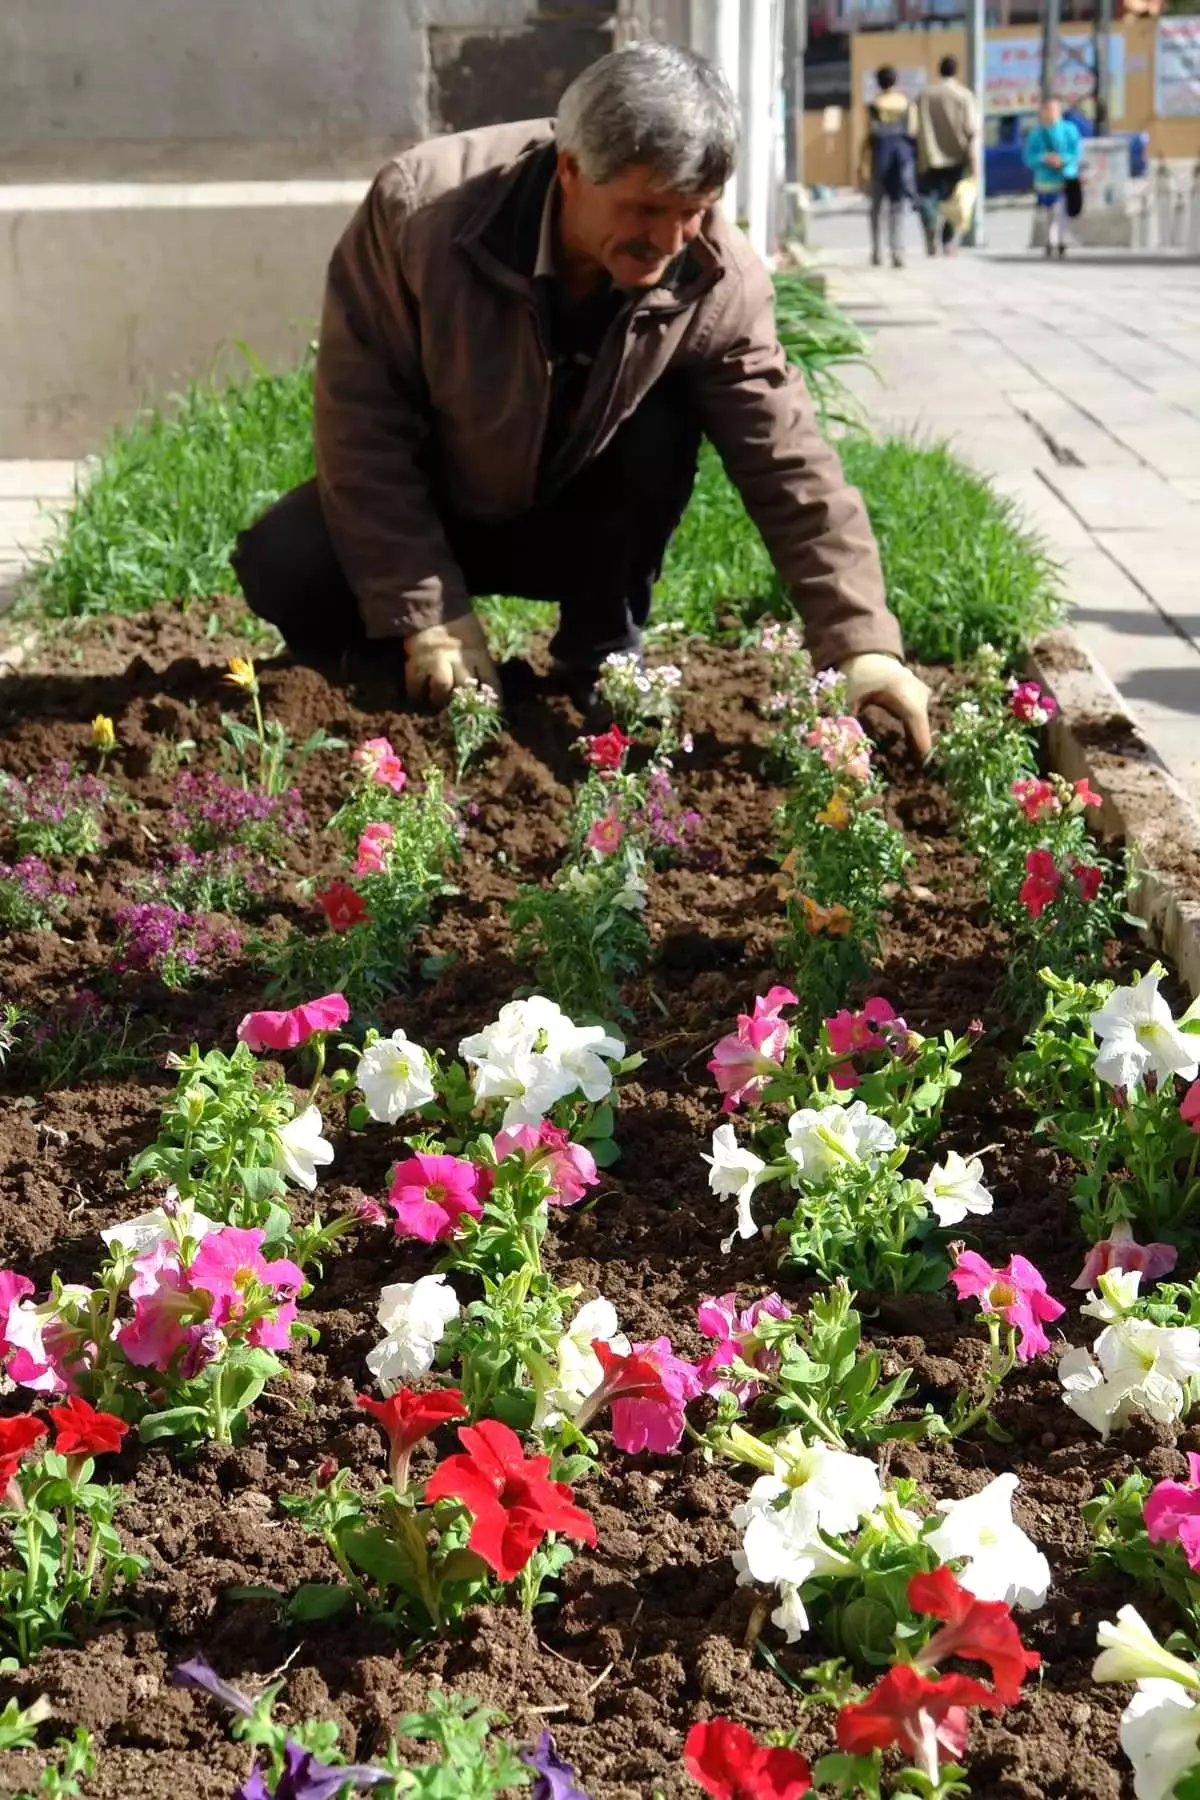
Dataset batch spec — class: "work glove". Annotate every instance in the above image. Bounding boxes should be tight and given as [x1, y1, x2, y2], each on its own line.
[840, 651, 933, 759]
[403, 614, 499, 710]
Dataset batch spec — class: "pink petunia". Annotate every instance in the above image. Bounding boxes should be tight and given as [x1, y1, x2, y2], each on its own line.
[494, 1121, 599, 1207]
[354, 821, 395, 876]
[1011, 778, 1060, 824]
[1019, 849, 1062, 920]
[1182, 1081, 1200, 1133]
[707, 986, 797, 1112]
[388, 1152, 487, 1243]
[1072, 1219, 1178, 1290]
[236, 992, 350, 1053]
[575, 1336, 703, 1454]
[1145, 1454, 1200, 1572]
[0, 1272, 35, 1356]
[187, 1228, 304, 1353]
[825, 996, 903, 1059]
[948, 1249, 1065, 1361]
[696, 1291, 791, 1401]
[353, 737, 407, 793]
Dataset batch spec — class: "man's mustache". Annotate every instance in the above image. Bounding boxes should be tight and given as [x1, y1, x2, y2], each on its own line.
[618, 240, 665, 265]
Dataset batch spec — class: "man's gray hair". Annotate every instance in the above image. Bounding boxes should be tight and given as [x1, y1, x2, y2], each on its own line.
[556, 43, 739, 192]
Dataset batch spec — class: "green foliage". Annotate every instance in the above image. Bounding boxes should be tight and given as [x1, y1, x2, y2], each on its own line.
[778, 1153, 945, 1296]
[11, 1727, 96, 1800]
[28, 346, 317, 619]
[758, 1281, 932, 1449]
[1084, 1469, 1200, 1651]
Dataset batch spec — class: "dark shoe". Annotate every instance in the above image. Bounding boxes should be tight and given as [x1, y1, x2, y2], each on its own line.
[1057, 242, 1067, 259]
[870, 250, 882, 266]
[892, 255, 905, 268]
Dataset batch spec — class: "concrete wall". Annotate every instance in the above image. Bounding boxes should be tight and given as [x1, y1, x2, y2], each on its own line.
[0, 0, 612, 179]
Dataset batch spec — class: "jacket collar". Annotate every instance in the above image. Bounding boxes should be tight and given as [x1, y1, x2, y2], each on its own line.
[454, 137, 724, 314]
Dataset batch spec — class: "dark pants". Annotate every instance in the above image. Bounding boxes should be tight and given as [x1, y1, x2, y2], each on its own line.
[918, 164, 966, 251]
[232, 382, 702, 672]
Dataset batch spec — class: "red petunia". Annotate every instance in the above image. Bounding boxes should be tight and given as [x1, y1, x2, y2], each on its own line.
[683, 1718, 811, 1800]
[909, 1565, 1040, 1704]
[424, 1418, 596, 1581]
[316, 881, 370, 933]
[48, 1394, 129, 1461]
[837, 1666, 1001, 1777]
[0, 1414, 49, 1488]
[357, 1387, 466, 1490]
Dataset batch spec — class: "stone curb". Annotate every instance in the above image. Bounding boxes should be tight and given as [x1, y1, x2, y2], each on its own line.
[0, 622, 41, 674]
[1028, 626, 1200, 997]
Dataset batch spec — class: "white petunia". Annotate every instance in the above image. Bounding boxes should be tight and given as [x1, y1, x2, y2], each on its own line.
[1090, 970, 1200, 1092]
[731, 1473, 856, 1642]
[1081, 1266, 1144, 1324]
[1119, 1681, 1200, 1800]
[1094, 1606, 1200, 1690]
[921, 1151, 993, 1228]
[355, 1030, 437, 1124]
[366, 1274, 460, 1392]
[1096, 1317, 1200, 1425]
[771, 1432, 884, 1539]
[1058, 1343, 1133, 1439]
[537, 1297, 631, 1429]
[273, 1105, 334, 1192]
[785, 1101, 896, 1184]
[458, 997, 624, 1129]
[101, 1197, 218, 1255]
[702, 1123, 767, 1254]
[925, 1472, 1050, 1610]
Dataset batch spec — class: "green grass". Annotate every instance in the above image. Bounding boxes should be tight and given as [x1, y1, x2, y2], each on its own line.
[25, 283, 1063, 665]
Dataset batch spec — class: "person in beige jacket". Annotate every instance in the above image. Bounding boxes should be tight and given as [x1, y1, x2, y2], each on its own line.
[234, 42, 930, 752]
[915, 56, 980, 255]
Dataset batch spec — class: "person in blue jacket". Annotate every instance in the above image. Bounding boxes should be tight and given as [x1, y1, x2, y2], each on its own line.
[1024, 97, 1082, 258]
[860, 66, 917, 268]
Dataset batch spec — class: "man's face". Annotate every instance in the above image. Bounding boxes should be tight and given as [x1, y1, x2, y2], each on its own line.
[1041, 99, 1062, 125]
[556, 153, 721, 289]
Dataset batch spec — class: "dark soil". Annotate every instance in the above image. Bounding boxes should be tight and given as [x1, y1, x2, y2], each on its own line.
[0, 603, 1171, 1798]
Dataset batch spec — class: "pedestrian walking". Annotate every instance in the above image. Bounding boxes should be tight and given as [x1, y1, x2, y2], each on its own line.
[1024, 98, 1082, 258]
[915, 55, 980, 256]
[860, 66, 917, 268]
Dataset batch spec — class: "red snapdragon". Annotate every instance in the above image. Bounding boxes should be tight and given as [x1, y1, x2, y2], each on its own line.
[316, 881, 369, 933]
[1011, 777, 1060, 823]
[1019, 849, 1062, 920]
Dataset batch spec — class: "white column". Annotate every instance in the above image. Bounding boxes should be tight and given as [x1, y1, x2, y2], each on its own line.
[709, 0, 743, 224]
[740, 0, 779, 259]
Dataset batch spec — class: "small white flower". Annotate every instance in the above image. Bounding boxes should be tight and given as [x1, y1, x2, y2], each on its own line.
[1081, 1266, 1144, 1324]
[366, 1273, 460, 1392]
[785, 1101, 896, 1184]
[458, 997, 624, 1129]
[1058, 1343, 1131, 1439]
[921, 1151, 993, 1228]
[1094, 1606, 1200, 1691]
[1091, 970, 1200, 1091]
[771, 1432, 884, 1539]
[1096, 1317, 1200, 1425]
[702, 1123, 768, 1253]
[355, 1029, 437, 1124]
[1119, 1681, 1200, 1800]
[771, 1583, 811, 1643]
[731, 1472, 856, 1642]
[100, 1199, 218, 1255]
[538, 1296, 631, 1429]
[925, 1473, 1050, 1610]
[272, 1104, 334, 1192]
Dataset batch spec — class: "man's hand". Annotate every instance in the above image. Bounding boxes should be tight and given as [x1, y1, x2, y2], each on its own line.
[404, 614, 499, 709]
[840, 652, 933, 758]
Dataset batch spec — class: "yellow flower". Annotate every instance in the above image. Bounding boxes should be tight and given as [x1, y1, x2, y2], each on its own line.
[225, 656, 258, 692]
[816, 790, 851, 831]
[800, 895, 853, 938]
[91, 714, 116, 752]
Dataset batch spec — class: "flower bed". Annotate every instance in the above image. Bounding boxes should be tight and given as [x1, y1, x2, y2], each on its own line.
[0, 603, 1194, 1800]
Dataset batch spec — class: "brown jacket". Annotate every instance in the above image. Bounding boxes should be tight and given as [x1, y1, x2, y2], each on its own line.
[315, 120, 900, 669]
[915, 78, 979, 176]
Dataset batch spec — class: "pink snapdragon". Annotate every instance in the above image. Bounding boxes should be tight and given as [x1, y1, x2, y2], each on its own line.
[352, 737, 407, 793]
[575, 1336, 703, 1454]
[696, 1291, 791, 1401]
[236, 992, 350, 1053]
[707, 985, 798, 1112]
[1145, 1454, 1200, 1572]
[354, 821, 395, 875]
[1071, 778, 1103, 811]
[805, 715, 872, 783]
[585, 812, 625, 857]
[387, 1152, 488, 1243]
[1011, 778, 1060, 824]
[1009, 682, 1057, 727]
[1072, 1219, 1178, 1291]
[493, 1121, 599, 1207]
[948, 1249, 1065, 1361]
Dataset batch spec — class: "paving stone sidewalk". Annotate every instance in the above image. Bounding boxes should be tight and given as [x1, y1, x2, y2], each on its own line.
[819, 246, 1200, 805]
[0, 460, 79, 616]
